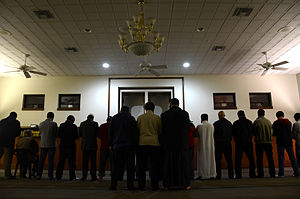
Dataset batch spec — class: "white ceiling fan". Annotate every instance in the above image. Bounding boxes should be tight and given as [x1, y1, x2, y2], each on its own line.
[255, 51, 289, 76]
[135, 58, 167, 76]
[5, 54, 47, 78]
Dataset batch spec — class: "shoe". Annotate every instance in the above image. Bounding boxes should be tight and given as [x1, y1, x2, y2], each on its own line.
[250, 175, 257, 178]
[195, 176, 201, 180]
[185, 186, 191, 191]
[91, 178, 97, 181]
[80, 178, 86, 181]
[20, 175, 27, 179]
[152, 187, 159, 191]
[127, 187, 136, 191]
[36, 176, 41, 180]
[109, 186, 116, 190]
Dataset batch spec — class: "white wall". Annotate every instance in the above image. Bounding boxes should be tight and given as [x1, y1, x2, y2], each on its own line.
[0, 74, 300, 127]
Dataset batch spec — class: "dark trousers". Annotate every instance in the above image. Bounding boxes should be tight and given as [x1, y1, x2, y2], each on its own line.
[99, 149, 112, 177]
[82, 150, 97, 180]
[215, 142, 234, 179]
[137, 145, 160, 190]
[38, 147, 56, 179]
[277, 145, 299, 176]
[188, 146, 194, 180]
[56, 147, 76, 180]
[255, 143, 275, 177]
[0, 147, 14, 177]
[111, 146, 135, 189]
[235, 144, 256, 178]
[296, 142, 300, 168]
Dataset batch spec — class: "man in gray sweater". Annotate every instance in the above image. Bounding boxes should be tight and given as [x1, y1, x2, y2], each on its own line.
[37, 112, 58, 180]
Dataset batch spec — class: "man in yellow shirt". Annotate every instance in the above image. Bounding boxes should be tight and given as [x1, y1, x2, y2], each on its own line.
[137, 102, 162, 191]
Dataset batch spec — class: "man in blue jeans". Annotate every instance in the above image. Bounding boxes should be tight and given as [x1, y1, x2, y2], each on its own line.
[272, 111, 299, 177]
[37, 112, 58, 180]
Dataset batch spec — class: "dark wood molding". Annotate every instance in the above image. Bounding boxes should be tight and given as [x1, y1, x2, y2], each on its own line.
[22, 108, 44, 111]
[57, 107, 80, 111]
[213, 92, 237, 110]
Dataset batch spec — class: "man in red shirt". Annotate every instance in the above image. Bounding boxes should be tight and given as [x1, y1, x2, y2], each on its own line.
[98, 116, 112, 180]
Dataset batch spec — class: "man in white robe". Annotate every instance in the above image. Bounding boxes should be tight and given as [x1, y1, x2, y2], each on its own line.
[196, 113, 216, 179]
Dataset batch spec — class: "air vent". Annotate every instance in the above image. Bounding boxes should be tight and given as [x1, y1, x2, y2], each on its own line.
[64, 47, 79, 53]
[33, 10, 54, 19]
[212, 46, 225, 51]
[233, 7, 253, 17]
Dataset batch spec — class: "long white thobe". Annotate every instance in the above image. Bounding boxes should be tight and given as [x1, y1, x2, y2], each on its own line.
[196, 121, 217, 179]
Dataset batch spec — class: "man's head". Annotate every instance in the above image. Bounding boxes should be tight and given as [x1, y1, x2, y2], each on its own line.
[294, 113, 300, 122]
[145, 102, 155, 112]
[276, 111, 284, 119]
[218, 111, 225, 119]
[257, 109, 265, 117]
[170, 98, 179, 108]
[121, 106, 129, 113]
[237, 110, 245, 119]
[67, 115, 75, 123]
[9, 112, 17, 119]
[201, 113, 208, 122]
[47, 112, 54, 120]
[87, 114, 94, 121]
[106, 116, 112, 122]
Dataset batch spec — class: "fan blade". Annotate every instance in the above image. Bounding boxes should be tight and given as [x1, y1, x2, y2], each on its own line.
[148, 69, 160, 77]
[29, 70, 47, 76]
[247, 68, 263, 73]
[271, 61, 288, 67]
[271, 67, 288, 71]
[261, 70, 268, 76]
[257, 64, 266, 69]
[23, 71, 31, 78]
[3, 70, 21, 73]
[150, 65, 167, 69]
[135, 68, 145, 76]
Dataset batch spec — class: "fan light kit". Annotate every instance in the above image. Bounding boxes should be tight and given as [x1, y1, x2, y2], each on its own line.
[255, 51, 289, 76]
[4, 54, 47, 78]
[118, 0, 165, 56]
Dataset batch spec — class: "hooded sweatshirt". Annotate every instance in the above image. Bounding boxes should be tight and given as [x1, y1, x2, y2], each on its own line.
[272, 118, 292, 147]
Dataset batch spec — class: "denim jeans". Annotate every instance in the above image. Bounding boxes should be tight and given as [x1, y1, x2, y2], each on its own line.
[37, 147, 56, 179]
[277, 145, 299, 176]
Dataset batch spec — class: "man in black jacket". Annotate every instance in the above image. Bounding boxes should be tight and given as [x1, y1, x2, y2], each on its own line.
[272, 111, 299, 177]
[56, 115, 79, 180]
[109, 106, 139, 190]
[0, 112, 21, 179]
[160, 98, 191, 190]
[233, 110, 256, 179]
[79, 114, 98, 181]
[213, 111, 234, 179]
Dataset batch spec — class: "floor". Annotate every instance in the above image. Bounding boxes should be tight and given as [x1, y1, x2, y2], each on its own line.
[0, 169, 300, 199]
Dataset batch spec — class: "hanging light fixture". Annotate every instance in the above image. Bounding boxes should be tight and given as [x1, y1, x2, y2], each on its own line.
[118, 0, 165, 56]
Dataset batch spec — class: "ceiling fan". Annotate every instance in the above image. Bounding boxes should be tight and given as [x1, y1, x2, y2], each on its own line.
[255, 51, 289, 76]
[135, 58, 167, 76]
[5, 54, 47, 78]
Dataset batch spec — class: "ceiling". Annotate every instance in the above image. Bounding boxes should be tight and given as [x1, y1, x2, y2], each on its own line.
[0, 0, 299, 77]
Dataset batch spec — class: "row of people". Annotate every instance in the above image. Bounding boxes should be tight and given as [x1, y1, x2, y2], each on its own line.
[0, 99, 300, 190]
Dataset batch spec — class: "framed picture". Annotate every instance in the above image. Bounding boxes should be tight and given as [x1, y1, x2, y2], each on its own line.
[22, 94, 45, 110]
[249, 92, 272, 109]
[213, 93, 237, 110]
[57, 94, 81, 111]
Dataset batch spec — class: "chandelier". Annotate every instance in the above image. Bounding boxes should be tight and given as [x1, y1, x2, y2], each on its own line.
[118, 0, 165, 56]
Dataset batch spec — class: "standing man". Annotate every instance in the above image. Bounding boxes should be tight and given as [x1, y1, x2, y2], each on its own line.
[109, 106, 139, 190]
[98, 116, 112, 180]
[252, 109, 275, 178]
[137, 102, 161, 191]
[56, 115, 79, 181]
[160, 98, 191, 190]
[0, 112, 21, 179]
[292, 113, 300, 167]
[79, 114, 98, 181]
[232, 110, 256, 179]
[37, 112, 58, 180]
[196, 113, 216, 180]
[272, 111, 299, 177]
[213, 111, 234, 179]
